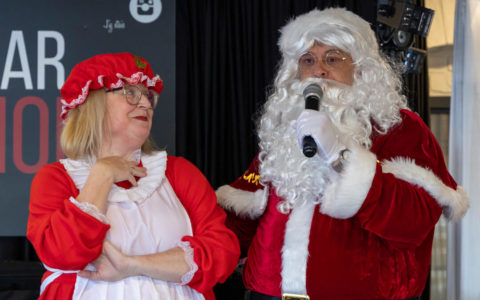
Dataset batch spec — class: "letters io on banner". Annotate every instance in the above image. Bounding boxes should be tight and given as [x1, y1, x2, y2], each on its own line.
[0, 30, 65, 174]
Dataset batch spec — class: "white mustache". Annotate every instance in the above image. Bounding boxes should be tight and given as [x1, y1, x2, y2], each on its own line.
[292, 78, 351, 97]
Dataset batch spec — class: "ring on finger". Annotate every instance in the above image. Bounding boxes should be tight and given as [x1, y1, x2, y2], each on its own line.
[130, 167, 135, 175]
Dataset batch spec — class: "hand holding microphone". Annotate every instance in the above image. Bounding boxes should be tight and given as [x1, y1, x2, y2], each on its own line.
[294, 84, 346, 163]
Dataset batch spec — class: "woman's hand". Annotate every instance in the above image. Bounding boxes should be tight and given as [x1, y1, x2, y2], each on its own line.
[79, 240, 190, 283]
[76, 156, 147, 213]
[78, 240, 136, 282]
[93, 156, 147, 187]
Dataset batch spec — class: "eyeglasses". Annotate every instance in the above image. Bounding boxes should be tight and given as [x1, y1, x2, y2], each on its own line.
[106, 85, 158, 109]
[298, 49, 349, 72]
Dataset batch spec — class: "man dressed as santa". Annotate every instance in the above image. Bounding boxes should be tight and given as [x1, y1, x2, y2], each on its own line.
[216, 7, 469, 300]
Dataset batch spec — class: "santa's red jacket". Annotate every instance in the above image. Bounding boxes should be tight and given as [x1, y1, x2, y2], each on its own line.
[217, 109, 468, 300]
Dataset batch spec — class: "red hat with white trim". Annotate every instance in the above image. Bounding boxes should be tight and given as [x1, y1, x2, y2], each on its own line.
[60, 52, 164, 120]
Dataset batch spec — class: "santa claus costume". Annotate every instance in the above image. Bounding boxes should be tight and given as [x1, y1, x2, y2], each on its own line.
[216, 8, 469, 300]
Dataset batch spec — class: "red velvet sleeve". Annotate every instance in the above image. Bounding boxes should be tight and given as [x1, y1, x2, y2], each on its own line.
[165, 156, 240, 294]
[27, 162, 110, 270]
[225, 210, 260, 257]
[222, 153, 263, 256]
[356, 110, 450, 248]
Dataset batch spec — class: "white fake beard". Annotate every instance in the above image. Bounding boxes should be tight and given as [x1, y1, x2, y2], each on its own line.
[258, 78, 372, 213]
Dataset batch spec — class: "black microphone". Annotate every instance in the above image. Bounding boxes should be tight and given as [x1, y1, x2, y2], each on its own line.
[302, 84, 323, 157]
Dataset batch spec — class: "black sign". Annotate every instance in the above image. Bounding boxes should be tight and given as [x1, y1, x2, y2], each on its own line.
[0, 0, 175, 236]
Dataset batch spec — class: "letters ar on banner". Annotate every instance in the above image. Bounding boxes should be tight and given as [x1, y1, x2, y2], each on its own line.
[0, 0, 175, 236]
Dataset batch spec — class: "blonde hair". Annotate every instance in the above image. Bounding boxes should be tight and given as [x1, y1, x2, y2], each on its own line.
[60, 89, 155, 160]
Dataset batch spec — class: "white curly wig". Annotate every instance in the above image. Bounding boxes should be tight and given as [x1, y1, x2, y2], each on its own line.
[258, 8, 408, 213]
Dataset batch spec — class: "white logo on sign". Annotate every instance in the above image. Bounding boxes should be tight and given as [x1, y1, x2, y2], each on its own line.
[129, 0, 162, 23]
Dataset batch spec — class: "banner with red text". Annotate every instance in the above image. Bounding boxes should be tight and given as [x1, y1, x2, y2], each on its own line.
[0, 0, 175, 235]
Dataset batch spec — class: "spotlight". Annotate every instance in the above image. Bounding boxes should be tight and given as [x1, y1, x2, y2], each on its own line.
[377, 0, 434, 38]
[403, 47, 426, 74]
[375, 0, 434, 73]
[392, 29, 414, 49]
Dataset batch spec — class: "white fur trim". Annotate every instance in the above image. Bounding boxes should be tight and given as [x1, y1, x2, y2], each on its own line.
[281, 201, 316, 294]
[321, 146, 377, 218]
[216, 185, 267, 219]
[382, 157, 469, 222]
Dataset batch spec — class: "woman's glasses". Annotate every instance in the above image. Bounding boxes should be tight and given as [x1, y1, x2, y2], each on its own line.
[107, 85, 158, 109]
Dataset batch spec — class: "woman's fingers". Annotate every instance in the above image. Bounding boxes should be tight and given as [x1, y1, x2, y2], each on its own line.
[128, 164, 147, 177]
[127, 165, 147, 186]
[102, 240, 120, 256]
[95, 156, 147, 184]
[102, 240, 135, 278]
[78, 255, 106, 280]
[77, 269, 94, 279]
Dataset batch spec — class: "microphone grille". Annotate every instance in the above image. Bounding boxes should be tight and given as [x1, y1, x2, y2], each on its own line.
[303, 84, 323, 100]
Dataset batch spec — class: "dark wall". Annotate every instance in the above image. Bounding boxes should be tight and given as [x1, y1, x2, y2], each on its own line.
[176, 0, 379, 189]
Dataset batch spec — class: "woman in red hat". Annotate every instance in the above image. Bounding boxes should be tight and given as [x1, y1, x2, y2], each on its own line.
[27, 53, 240, 300]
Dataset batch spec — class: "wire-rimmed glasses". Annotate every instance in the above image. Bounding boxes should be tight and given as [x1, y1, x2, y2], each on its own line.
[106, 85, 158, 109]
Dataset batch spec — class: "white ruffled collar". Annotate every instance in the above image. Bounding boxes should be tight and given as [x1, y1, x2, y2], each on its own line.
[60, 150, 167, 203]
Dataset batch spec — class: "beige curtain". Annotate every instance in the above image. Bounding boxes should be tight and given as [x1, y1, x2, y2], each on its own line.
[447, 1, 480, 299]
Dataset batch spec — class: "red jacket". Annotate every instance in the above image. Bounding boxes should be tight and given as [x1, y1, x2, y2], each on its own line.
[217, 110, 468, 300]
[28, 155, 240, 300]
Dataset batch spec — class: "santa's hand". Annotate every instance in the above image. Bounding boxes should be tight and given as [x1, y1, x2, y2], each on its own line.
[293, 110, 346, 163]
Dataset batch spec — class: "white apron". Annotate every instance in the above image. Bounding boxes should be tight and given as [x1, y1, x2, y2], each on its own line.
[60, 151, 204, 300]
